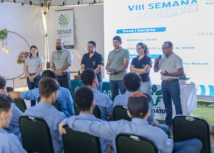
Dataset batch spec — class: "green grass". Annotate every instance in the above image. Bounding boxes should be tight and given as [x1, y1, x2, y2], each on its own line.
[158, 103, 214, 146]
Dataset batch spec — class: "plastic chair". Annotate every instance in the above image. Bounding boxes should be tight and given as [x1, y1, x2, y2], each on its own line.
[19, 116, 54, 153]
[62, 125, 101, 153]
[75, 105, 101, 119]
[113, 106, 131, 121]
[13, 99, 27, 112]
[116, 134, 158, 153]
[173, 115, 211, 153]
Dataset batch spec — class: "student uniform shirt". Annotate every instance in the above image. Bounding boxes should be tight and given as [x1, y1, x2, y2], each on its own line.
[91, 88, 113, 121]
[81, 52, 104, 82]
[113, 91, 156, 125]
[24, 102, 66, 153]
[5, 103, 23, 144]
[21, 87, 74, 118]
[0, 128, 26, 153]
[25, 56, 44, 73]
[63, 113, 114, 153]
[62, 116, 173, 153]
[131, 55, 152, 82]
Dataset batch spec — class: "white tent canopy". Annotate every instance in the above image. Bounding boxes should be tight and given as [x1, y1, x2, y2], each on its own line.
[1, 0, 103, 6]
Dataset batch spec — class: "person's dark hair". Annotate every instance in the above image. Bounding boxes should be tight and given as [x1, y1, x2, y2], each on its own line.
[88, 41, 96, 47]
[164, 41, 173, 48]
[0, 94, 12, 113]
[128, 92, 149, 118]
[30, 45, 39, 58]
[124, 72, 142, 92]
[42, 70, 57, 79]
[81, 68, 96, 86]
[136, 42, 150, 56]
[38, 78, 60, 98]
[113, 36, 122, 42]
[0, 78, 6, 90]
[74, 86, 94, 112]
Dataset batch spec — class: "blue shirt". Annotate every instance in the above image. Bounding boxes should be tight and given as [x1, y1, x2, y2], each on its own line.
[24, 102, 66, 153]
[21, 87, 74, 118]
[211, 124, 214, 131]
[92, 88, 113, 121]
[0, 128, 26, 153]
[114, 91, 156, 125]
[63, 113, 114, 153]
[5, 103, 22, 144]
[63, 116, 173, 153]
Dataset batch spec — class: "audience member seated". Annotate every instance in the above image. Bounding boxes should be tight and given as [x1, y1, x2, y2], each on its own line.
[81, 69, 114, 121]
[24, 77, 66, 153]
[60, 87, 113, 153]
[113, 72, 171, 138]
[0, 77, 23, 144]
[59, 91, 203, 153]
[0, 94, 26, 153]
[211, 124, 214, 134]
[8, 70, 74, 117]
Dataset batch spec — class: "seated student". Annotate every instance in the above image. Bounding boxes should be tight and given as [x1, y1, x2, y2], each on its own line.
[0, 94, 26, 153]
[81, 69, 114, 121]
[0, 77, 23, 144]
[113, 72, 171, 138]
[62, 86, 113, 153]
[59, 91, 203, 153]
[24, 77, 66, 153]
[211, 124, 214, 134]
[8, 70, 74, 117]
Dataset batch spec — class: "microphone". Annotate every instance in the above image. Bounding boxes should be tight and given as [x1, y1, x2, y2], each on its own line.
[155, 55, 162, 68]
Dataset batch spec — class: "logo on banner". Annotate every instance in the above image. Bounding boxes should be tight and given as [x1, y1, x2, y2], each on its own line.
[206, 0, 214, 5]
[151, 85, 166, 114]
[59, 14, 70, 28]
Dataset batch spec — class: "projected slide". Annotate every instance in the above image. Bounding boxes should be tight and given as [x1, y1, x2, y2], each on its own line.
[104, 0, 214, 89]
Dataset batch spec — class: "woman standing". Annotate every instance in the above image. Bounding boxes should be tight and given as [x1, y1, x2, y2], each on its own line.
[130, 42, 152, 95]
[24, 45, 44, 106]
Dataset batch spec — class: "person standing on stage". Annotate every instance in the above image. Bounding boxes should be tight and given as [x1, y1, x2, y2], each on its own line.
[50, 38, 73, 91]
[24, 45, 44, 106]
[81, 41, 104, 92]
[130, 42, 152, 96]
[105, 36, 129, 101]
[154, 41, 184, 128]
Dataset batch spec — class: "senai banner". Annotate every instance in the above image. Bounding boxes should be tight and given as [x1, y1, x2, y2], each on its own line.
[55, 9, 74, 49]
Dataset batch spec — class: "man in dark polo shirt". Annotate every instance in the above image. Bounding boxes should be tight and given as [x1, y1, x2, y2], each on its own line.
[81, 41, 104, 92]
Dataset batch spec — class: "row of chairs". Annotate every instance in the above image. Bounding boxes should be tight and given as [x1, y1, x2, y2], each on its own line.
[19, 114, 211, 153]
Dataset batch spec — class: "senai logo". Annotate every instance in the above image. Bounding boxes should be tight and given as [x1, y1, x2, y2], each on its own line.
[206, 0, 214, 5]
[151, 85, 162, 106]
[59, 14, 70, 28]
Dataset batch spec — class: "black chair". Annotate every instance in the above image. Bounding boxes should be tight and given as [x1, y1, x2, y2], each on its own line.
[62, 125, 101, 153]
[75, 105, 101, 119]
[19, 116, 54, 153]
[38, 97, 61, 111]
[13, 99, 27, 112]
[113, 106, 131, 121]
[116, 134, 158, 153]
[6, 87, 14, 92]
[173, 115, 211, 153]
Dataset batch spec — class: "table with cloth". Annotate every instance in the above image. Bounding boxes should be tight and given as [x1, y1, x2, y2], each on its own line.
[70, 80, 197, 120]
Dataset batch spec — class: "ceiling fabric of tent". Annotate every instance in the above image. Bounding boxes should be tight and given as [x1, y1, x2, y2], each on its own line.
[1, 0, 103, 6]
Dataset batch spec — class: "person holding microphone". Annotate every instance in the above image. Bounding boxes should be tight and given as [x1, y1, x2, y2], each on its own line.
[130, 42, 152, 96]
[154, 41, 184, 128]
[24, 45, 44, 106]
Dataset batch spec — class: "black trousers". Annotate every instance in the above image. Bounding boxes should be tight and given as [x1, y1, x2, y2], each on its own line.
[57, 73, 71, 92]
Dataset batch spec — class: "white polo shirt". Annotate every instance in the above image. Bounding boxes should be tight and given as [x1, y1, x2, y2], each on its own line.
[158, 53, 183, 80]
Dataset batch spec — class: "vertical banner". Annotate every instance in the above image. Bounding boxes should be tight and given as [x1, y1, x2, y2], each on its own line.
[55, 9, 74, 49]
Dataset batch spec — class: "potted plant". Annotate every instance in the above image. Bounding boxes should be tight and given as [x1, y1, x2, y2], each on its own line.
[179, 74, 188, 85]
